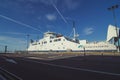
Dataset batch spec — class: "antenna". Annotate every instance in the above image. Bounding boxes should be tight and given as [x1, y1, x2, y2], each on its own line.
[72, 21, 79, 42]
[73, 21, 76, 38]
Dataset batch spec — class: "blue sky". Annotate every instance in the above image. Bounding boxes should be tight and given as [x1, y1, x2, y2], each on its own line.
[0, 0, 120, 51]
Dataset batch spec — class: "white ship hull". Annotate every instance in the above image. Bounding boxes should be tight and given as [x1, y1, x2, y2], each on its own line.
[28, 25, 118, 52]
[28, 39, 116, 52]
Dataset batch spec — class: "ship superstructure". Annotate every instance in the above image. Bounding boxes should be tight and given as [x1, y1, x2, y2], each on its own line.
[28, 31, 81, 52]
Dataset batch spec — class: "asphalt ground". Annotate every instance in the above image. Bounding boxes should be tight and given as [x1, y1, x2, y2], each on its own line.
[0, 53, 120, 80]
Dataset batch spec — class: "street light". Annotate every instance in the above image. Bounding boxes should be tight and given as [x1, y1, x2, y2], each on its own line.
[5, 45, 7, 53]
[108, 4, 119, 52]
[27, 34, 30, 53]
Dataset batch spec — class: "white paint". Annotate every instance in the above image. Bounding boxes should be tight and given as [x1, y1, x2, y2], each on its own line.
[0, 74, 7, 80]
[27, 57, 44, 60]
[47, 55, 79, 61]
[21, 58, 120, 76]
[5, 59, 17, 64]
[27, 55, 78, 61]
[0, 67, 23, 80]
[48, 56, 60, 58]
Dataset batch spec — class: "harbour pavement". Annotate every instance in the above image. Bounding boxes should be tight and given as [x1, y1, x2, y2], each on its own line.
[0, 52, 120, 80]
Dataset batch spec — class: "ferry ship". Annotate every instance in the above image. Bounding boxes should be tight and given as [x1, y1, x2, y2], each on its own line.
[27, 25, 118, 52]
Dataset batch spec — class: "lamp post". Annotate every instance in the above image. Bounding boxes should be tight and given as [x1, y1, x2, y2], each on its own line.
[5, 45, 7, 53]
[27, 34, 30, 53]
[108, 5, 119, 52]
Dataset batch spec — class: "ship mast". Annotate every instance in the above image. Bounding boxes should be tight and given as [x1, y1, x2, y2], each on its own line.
[73, 21, 76, 38]
[73, 21, 79, 42]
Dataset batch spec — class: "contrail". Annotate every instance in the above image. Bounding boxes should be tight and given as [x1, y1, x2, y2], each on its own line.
[1, 32, 40, 36]
[52, 3, 68, 24]
[0, 14, 43, 33]
[1, 32, 27, 35]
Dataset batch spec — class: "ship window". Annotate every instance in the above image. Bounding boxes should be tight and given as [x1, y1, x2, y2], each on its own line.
[58, 39, 61, 41]
[54, 39, 61, 42]
[32, 43, 37, 45]
[54, 39, 57, 42]
[50, 40, 52, 43]
[44, 41, 47, 44]
[50, 36, 54, 39]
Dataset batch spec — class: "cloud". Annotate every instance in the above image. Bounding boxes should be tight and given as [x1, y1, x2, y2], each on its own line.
[0, 14, 43, 33]
[27, 0, 79, 10]
[1, 32, 27, 36]
[16, 0, 80, 11]
[83, 27, 94, 35]
[39, 0, 57, 5]
[17, 0, 39, 3]
[37, 16, 42, 20]
[0, 36, 26, 44]
[41, 0, 79, 10]
[0, 36, 26, 51]
[46, 25, 54, 29]
[17, 0, 57, 5]
[64, 0, 79, 10]
[0, 32, 41, 37]
[46, 14, 57, 21]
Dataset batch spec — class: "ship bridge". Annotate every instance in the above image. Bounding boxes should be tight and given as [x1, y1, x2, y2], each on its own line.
[43, 31, 63, 38]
